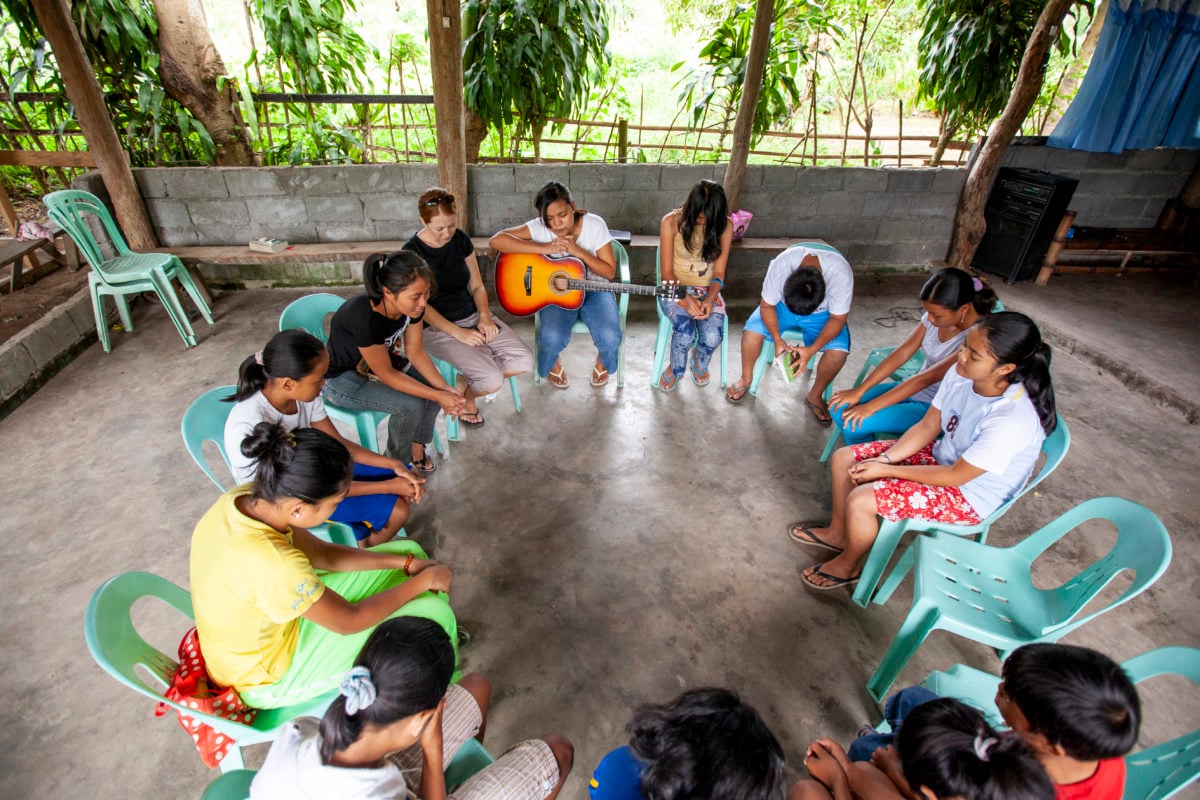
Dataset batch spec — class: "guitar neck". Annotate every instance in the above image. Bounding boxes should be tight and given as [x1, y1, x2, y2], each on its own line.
[565, 279, 661, 296]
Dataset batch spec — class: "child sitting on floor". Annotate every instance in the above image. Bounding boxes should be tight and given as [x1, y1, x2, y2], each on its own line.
[251, 616, 573, 800]
[849, 644, 1141, 800]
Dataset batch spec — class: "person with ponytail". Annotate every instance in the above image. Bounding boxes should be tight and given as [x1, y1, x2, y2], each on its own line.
[251, 617, 574, 800]
[791, 698, 1054, 800]
[225, 329, 425, 547]
[190, 422, 457, 710]
[323, 251, 466, 472]
[791, 311, 1057, 591]
[403, 188, 533, 426]
[828, 268, 998, 445]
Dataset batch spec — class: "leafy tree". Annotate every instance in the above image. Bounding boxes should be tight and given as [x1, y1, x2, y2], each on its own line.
[462, 0, 611, 162]
[250, 0, 372, 94]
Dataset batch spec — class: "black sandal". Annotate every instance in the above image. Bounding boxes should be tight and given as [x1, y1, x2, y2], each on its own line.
[410, 446, 437, 473]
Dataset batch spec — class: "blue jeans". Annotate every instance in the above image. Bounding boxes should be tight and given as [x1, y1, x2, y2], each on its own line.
[323, 369, 440, 462]
[830, 383, 932, 445]
[537, 292, 622, 377]
[660, 298, 724, 376]
[847, 686, 939, 761]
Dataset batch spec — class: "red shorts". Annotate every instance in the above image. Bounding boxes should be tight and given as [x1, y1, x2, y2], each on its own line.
[849, 440, 983, 525]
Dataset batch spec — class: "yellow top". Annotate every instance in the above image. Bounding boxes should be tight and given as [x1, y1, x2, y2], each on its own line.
[670, 213, 714, 287]
[189, 486, 326, 693]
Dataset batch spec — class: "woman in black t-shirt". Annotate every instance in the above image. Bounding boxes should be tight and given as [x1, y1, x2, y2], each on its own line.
[323, 251, 465, 471]
[403, 188, 532, 426]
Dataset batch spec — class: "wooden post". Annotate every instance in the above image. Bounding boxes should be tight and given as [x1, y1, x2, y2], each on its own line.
[722, 0, 774, 210]
[618, 118, 628, 163]
[30, 0, 158, 249]
[1036, 209, 1075, 286]
[426, 0, 468, 226]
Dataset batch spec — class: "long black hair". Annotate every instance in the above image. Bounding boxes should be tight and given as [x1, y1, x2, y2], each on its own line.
[534, 180, 584, 226]
[240, 422, 353, 504]
[975, 311, 1057, 435]
[921, 268, 998, 316]
[628, 687, 787, 800]
[679, 180, 729, 264]
[363, 250, 436, 305]
[898, 698, 1054, 800]
[226, 329, 327, 403]
[318, 617, 455, 763]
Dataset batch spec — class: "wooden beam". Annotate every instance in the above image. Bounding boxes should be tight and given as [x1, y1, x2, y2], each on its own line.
[30, 0, 158, 249]
[0, 150, 96, 167]
[426, 0, 468, 226]
[722, 0, 775, 210]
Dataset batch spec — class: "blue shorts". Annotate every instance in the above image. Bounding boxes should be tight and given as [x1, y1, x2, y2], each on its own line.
[328, 464, 401, 540]
[743, 305, 851, 352]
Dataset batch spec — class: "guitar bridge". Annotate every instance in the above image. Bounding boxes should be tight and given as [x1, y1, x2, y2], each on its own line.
[523, 266, 532, 297]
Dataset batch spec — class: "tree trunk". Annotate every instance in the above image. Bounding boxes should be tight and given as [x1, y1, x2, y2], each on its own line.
[1041, 0, 1108, 132]
[154, 0, 256, 166]
[465, 108, 488, 163]
[929, 118, 959, 166]
[31, 0, 157, 248]
[722, 0, 775, 210]
[427, 0, 468, 225]
[946, 0, 1077, 268]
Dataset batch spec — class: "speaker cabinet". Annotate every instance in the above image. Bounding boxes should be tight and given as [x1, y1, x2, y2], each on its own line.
[973, 167, 1078, 283]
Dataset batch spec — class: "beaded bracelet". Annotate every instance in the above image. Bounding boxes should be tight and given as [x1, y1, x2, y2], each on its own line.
[403, 553, 414, 576]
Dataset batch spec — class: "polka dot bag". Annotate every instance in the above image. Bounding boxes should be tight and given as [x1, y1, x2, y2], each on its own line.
[154, 627, 258, 768]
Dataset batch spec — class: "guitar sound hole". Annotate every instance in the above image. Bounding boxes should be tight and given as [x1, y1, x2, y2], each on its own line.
[550, 272, 570, 294]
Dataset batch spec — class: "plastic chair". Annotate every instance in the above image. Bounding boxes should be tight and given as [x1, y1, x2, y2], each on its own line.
[818, 347, 926, 462]
[84, 571, 338, 772]
[866, 496, 1172, 701]
[278, 293, 446, 457]
[43, 189, 214, 352]
[196, 738, 495, 796]
[430, 353, 523, 444]
[533, 239, 630, 388]
[180, 385, 359, 548]
[649, 245, 729, 388]
[854, 416, 1072, 608]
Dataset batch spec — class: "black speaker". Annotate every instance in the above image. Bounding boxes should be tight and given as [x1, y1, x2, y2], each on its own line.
[973, 167, 1078, 283]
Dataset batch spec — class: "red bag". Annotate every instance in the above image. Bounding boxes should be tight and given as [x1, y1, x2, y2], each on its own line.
[155, 627, 258, 768]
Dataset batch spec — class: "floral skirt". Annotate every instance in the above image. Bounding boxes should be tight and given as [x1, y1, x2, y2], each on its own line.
[849, 439, 983, 525]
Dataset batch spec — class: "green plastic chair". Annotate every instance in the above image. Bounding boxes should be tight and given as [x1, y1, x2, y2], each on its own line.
[180, 384, 360, 548]
[853, 416, 1072, 608]
[43, 189, 214, 352]
[533, 239, 631, 388]
[649, 245, 729, 388]
[197, 738, 495, 797]
[278, 293, 445, 457]
[866, 496, 1172, 702]
[818, 346, 926, 462]
[920, 645, 1200, 800]
[84, 571, 338, 772]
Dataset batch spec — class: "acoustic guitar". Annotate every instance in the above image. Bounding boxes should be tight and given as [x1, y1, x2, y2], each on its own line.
[494, 252, 677, 317]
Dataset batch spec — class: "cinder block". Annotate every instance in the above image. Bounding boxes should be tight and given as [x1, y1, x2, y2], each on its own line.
[1086, 152, 1131, 171]
[1167, 149, 1200, 173]
[372, 221, 415, 240]
[402, 165, 441, 194]
[305, 196, 365, 223]
[815, 192, 864, 217]
[246, 197, 308, 224]
[660, 165, 718, 190]
[317, 224, 378, 243]
[920, 217, 954, 241]
[932, 169, 966, 193]
[245, 223, 318, 243]
[841, 169, 888, 193]
[512, 165, 565, 193]
[1067, 196, 1106, 225]
[1132, 171, 1188, 196]
[760, 166, 798, 191]
[364, 195, 409, 221]
[189, 199, 250, 226]
[344, 165, 401, 194]
[468, 165, 515, 193]
[147, 200, 192, 229]
[569, 163, 624, 191]
[224, 168, 290, 197]
[285, 166, 349, 196]
[15, 309, 81, 369]
[620, 165, 662, 191]
[473, 193, 528, 224]
[161, 168, 229, 199]
[876, 219, 917, 240]
[65, 291, 99, 338]
[737, 165, 765, 190]
[911, 197, 956, 217]
[829, 217, 877, 242]
[796, 168, 844, 192]
[134, 169, 169, 199]
[159, 227, 203, 246]
[576, 191, 625, 227]
[0, 342, 38, 401]
[861, 193, 899, 218]
[1042, 148, 1092, 172]
[1002, 146, 1049, 170]
[886, 169, 936, 193]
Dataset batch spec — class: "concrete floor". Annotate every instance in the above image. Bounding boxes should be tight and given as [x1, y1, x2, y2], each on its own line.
[1, 273, 1198, 799]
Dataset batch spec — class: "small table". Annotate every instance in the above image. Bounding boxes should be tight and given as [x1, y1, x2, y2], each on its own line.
[0, 236, 78, 292]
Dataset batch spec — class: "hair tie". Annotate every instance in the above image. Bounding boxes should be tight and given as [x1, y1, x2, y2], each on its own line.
[340, 666, 377, 715]
[254, 351, 264, 366]
[285, 432, 297, 448]
[973, 734, 997, 762]
[972, 277, 983, 292]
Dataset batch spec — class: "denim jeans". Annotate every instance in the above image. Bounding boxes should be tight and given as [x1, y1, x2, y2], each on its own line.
[847, 686, 939, 761]
[536, 291, 622, 377]
[660, 297, 725, 376]
[323, 368, 440, 462]
[830, 383, 932, 445]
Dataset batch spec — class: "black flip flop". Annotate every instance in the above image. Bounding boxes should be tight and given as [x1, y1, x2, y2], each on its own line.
[801, 563, 860, 591]
[787, 522, 844, 553]
[805, 397, 833, 427]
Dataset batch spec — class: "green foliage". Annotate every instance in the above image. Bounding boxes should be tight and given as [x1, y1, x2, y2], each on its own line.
[251, 0, 374, 94]
[673, 0, 841, 145]
[463, 0, 612, 153]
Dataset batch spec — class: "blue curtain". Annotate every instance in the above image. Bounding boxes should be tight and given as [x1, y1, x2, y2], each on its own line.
[1048, 0, 1200, 152]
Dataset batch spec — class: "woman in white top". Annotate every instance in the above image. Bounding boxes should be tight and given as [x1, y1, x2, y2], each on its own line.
[489, 181, 620, 389]
[791, 312, 1058, 591]
[829, 268, 998, 444]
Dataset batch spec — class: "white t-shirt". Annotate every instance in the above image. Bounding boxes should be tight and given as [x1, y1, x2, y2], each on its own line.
[250, 718, 409, 800]
[931, 365, 1046, 517]
[524, 212, 612, 281]
[912, 313, 970, 403]
[224, 391, 329, 484]
[760, 245, 854, 316]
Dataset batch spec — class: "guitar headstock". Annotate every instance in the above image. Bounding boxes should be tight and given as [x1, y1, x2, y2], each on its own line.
[657, 280, 680, 302]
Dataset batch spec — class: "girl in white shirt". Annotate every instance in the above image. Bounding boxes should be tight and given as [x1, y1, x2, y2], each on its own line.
[791, 312, 1058, 591]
